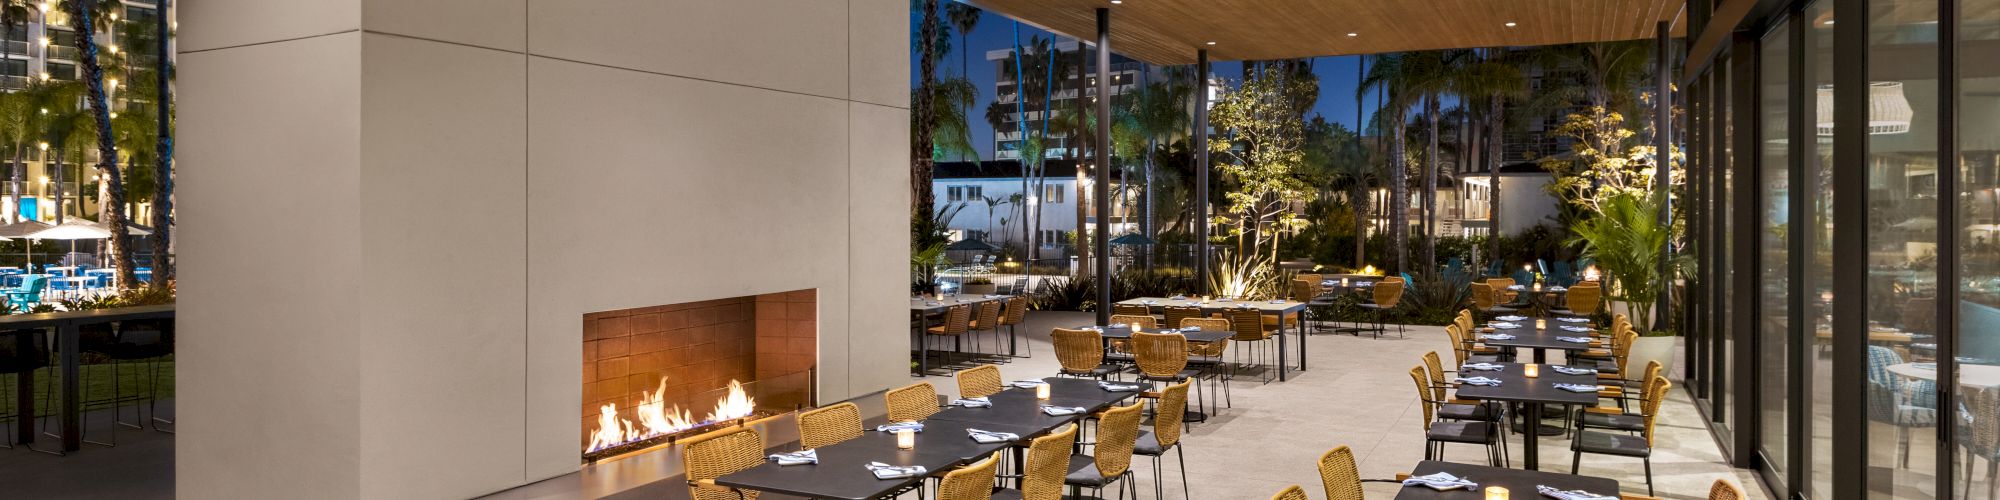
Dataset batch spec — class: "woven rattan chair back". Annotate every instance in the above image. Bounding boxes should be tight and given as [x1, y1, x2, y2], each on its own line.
[1113, 304, 1153, 316]
[1179, 317, 1230, 331]
[795, 402, 862, 449]
[1227, 308, 1267, 342]
[885, 382, 939, 422]
[1092, 402, 1144, 478]
[681, 426, 765, 500]
[1297, 273, 1323, 285]
[1133, 332, 1189, 378]
[1408, 366, 1434, 429]
[1614, 328, 1640, 372]
[1271, 485, 1309, 500]
[935, 304, 972, 336]
[1000, 297, 1028, 326]
[1470, 282, 1496, 309]
[1373, 279, 1405, 307]
[1708, 479, 1747, 500]
[973, 301, 1002, 331]
[1642, 375, 1672, 446]
[1639, 361, 1664, 397]
[1179, 318, 1232, 357]
[1292, 279, 1318, 303]
[938, 451, 1001, 500]
[1110, 314, 1158, 330]
[1163, 306, 1203, 330]
[1020, 424, 1079, 500]
[1488, 278, 1514, 290]
[1317, 445, 1364, 500]
[1973, 387, 2000, 455]
[1051, 328, 1105, 374]
[956, 364, 1004, 399]
[1421, 351, 1451, 402]
[1444, 324, 1468, 366]
[1566, 283, 1601, 315]
[1154, 379, 1191, 448]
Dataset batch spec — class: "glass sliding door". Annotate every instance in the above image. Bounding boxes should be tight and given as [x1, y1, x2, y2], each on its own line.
[1865, 0, 1943, 496]
[1760, 19, 1794, 480]
[1956, 0, 2000, 495]
[1806, 1, 1837, 496]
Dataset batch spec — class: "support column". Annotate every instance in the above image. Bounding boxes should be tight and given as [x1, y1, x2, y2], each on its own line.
[1654, 20, 1673, 333]
[1093, 7, 1112, 326]
[1194, 49, 1210, 294]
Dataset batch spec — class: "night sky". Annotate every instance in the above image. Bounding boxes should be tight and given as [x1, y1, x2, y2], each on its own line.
[912, 7, 1380, 161]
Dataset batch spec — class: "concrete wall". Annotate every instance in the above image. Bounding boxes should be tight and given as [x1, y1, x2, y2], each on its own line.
[178, 1, 910, 498]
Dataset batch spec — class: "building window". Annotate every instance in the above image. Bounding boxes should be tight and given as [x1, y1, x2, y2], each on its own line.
[946, 185, 981, 202]
[1043, 185, 1063, 204]
[46, 62, 73, 81]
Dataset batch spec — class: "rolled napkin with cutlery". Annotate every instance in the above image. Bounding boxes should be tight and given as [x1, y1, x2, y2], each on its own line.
[1011, 380, 1048, 389]
[925, 302, 943, 306]
[1508, 285, 1526, 291]
[1269, 299, 1287, 304]
[768, 449, 818, 465]
[1098, 381, 1142, 392]
[1181, 326, 1201, 332]
[1040, 405, 1088, 416]
[1455, 376, 1502, 387]
[1554, 383, 1602, 392]
[1555, 336, 1593, 343]
[1169, 295, 1187, 300]
[1550, 365, 1597, 375]
[1559, 325, 1594, 332]
[1480, 333, 1518, 340]
[865, 462, 928, 480]
[985, 294, 1001, 299]
[951, 397, 992, 408]
[1461, 362, 1504, 371]
[875, 421, 925, 433]
[1399, 472, 1478, 490]
[1497, 315, 1529, 321]
[966, 428, 1021, 444]
[1536, 485, 1619, 500]
[1557, 317, 1590, 323]
[1141, 299, 1157, 304]
[1491, 322, 1523, 329]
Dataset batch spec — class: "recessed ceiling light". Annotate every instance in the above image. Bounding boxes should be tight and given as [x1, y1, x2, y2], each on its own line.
[1347, 32, 1358, 37]
[1111, 0, 1121, 3]
[1823, 19, 1835, 25]
[1206, 41, 1216, 45]
[1504, 22, 1517, 27]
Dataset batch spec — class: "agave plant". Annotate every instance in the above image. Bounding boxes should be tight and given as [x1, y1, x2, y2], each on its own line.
[1208, 250, 1280, 299]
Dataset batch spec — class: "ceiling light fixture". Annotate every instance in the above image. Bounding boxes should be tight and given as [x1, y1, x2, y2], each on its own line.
[1347, 33, 1358, 37]
[1111, 0, 1121, 4]
[1205, 41, 1216, 45]
[1504, 22, 1517, 27]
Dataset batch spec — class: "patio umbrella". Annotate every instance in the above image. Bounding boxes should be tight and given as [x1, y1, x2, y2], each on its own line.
[0, 220, 47, 268]
[32, 219, 114, 271]
[946, 238, 1000, 252]
[1108, 233, 1156, 246]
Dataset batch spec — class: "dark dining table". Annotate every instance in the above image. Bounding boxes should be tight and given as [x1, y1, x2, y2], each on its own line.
[1088, 324, 1235, 343]
[1391, 460, 1620, 499]
[1472, 318, 1599, 364]
[717, 377, 1149, 499]
[2, 303, 175, 452]
[1451, 362, 1602, 470]
[1114, 297, 1309, 380]
[907, 295, 1013, 375]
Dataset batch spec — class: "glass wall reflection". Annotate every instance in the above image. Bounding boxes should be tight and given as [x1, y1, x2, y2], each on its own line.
[1957, 0, 2000, 496]
[1760, 20, 1793, 477]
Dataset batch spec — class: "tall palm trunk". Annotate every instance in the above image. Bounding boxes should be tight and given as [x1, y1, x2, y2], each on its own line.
[1487, 93, 1503, 261]
[8, 143, 21, 224]
[1423, 93, 1439, 272]
[913, 0, 939, 215]
[1351, 184, 1368, 268]
[1389, 114, 1408, 274]
[51, 146, 61, 223]
[151, 0, 172, 287]
[70, 0, 135, 289]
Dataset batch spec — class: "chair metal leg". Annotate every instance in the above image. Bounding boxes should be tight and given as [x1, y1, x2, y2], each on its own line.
[1643, 457, 1654, 496]
[1571, 449, 1582, 474]
[1176, 445, 1189, 500]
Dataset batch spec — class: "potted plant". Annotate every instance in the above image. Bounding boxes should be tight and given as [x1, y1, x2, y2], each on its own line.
[961, 276, 997, 295]
[1568, 191, 1685, 379]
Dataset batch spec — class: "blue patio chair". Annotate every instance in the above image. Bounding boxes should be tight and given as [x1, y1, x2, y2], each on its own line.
[1551, 261, 1574, 286]
[1868, 346, 1937, 468]
[5, 275, 46, 310]
[1511, 268, 1535, 286]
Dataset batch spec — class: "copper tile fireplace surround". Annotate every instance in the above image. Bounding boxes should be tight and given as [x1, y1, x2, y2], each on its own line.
[580, 290, 817, 462]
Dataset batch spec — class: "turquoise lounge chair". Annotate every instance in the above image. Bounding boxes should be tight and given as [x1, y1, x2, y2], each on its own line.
[6, 274, 46, 309]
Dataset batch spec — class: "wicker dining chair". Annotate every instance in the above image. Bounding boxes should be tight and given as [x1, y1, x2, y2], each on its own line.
[999, 297, 1031, 357]
[993, 423, 1078, 500]
[1708, 479, 1748, 500]
[968, 300, 1004, 361]
[1051, 328, 1117, 380]
[1161, 306, 1204, 331]
[1134, 379, 1192, 500]
[1271, 485, 1309, 500]
[1409, 366, 1504, 466]
[1109, 314, 1157, 330]
[1064, 402, 1143, 499]
[1317, 445, 1364, 500]
[1292, 278, 1331, 334]
[938, 451, 1001, 500]
[1178, 317, 1233, 408]
[795, 402, 863, 450]
[1487, 278, 1519, 304]
[885, 382, 940, 422]
[956, 364, 1004, 399]
[1422, 351, 1508, 460]
[1358, 278, 1406, 338]
[1112, 303, 1154, 317]
[1469, 282, 1518, 320]
[1133, 332, 1198, 387]
[1226, 308, 1275, 382]
[925, 304, 974, 368]
[681, 426, 765, 500]
[1555, 282, 1602, 318]
[1571, 375, 1672, 495]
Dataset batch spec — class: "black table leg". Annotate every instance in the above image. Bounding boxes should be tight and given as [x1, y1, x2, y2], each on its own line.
[11, 331, 32, 445]
[1277, 314, 1289, 382]
[1522, 401, 1541, 470]
[1533, 348, 1547, 364]
[1296, 312, 1307, 371]
[60, 324, 79, 451]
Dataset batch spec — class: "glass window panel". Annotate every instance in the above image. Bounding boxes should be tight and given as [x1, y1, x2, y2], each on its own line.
[1760, 21, 1792, 475]
[1865, 0, 1941, 496]
[1806, 1, 1836, 496]
[1957, 0, 2000, 496]
[1722, 52, 1736, 432]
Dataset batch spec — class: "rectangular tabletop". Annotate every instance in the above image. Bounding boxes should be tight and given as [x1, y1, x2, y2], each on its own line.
[908, 295, 1009, 313]
[1117, 297, 1308, 314]
[1087, 325, 1234, 343]
[1451, 362, 1603, 406]
[716, 430, 972, 500]
[1392, 460, 1620, 499]
[1474, 323, 1599, 352]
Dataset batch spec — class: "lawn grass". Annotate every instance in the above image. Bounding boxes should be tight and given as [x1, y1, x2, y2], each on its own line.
[2, 356, 174, 418]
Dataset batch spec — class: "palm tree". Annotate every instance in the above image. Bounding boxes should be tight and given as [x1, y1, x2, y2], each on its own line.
[1303, 117, 1371, 268]
[912, 0, 941, 218]
[945, 3, 979, 162]
[150, 0, 172, 286]
[0, 87, 30, 223]
[1357, 54, 1419, 273]
[979, 194, 1007, 243]
[64, 0, 137, 288]
[1446, 49, 1525, 260]
[1122, 76, 1192, 266]
[922, 76, 978, 161]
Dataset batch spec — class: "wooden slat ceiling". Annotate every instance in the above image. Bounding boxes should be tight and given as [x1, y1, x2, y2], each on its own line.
[961, 0, 1688, 65]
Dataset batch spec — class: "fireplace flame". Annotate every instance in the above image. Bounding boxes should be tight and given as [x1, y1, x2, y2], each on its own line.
[585, 377, 758, 455]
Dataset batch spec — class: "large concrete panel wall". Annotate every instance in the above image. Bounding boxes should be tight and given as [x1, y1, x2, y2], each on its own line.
[180, 1, 909, 497]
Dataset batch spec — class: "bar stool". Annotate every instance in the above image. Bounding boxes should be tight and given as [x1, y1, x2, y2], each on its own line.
[0, 329, 56, 454]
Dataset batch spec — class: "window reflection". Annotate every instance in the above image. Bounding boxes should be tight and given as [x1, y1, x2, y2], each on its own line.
[1957, 0, 2000, 496]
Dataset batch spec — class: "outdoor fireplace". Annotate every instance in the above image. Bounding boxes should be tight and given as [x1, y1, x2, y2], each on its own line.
[580, 290, 817, 462]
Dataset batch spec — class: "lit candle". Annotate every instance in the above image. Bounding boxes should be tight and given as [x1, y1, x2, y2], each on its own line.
[1035, 383, 1051, 399]
[1341, 278, 1349, 286]
[1486, 486, 1510, 500]
[1535, 319, 1547, 330]
[1523, 364, 1540, 378]
[1533, 283, 1542, 292]
[895, 428, 915, 449]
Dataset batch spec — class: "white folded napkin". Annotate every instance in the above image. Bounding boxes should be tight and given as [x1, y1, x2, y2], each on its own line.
[1400, 472, 1478, 490]
[1109, 323, 1127, 329]
[1508, 285, 1526, 291]
[1269, 299, 1287, 304]
[985, 294, 1001, 299]
[768, 449, 818, 465]
[1554, 383, 1602, 392]
[1011, 380, 1048, 389]
[1551, 365, 1597, 375]
[1040, 405, 1087, 416]
[1141, 299, 1157, 304]
[1536, 485, 1618, 500]
[865, 462, 928, 480]
[1169, 295, 1188, 300]
[875, 422, 925, 433]
[1550, 286, 1568, 292]
[1496, 315, 1529, 321]
[1559, 325, 1594, 332]
[1461, 363, 1504, 371]
[1555, 336, 1593, 343]
[1480, 333, 1517, 340]
[925, 302, 943, 306]
[1456, 376, 1502, 387]
[1098, 381, 1142, 392]
[951, 397, 992, 408]
[1182, 326, 1201, 332]
[1557, 317, 1590, 323]
[967, 428, 1020, 444]
[1491, 322, 1523, 329]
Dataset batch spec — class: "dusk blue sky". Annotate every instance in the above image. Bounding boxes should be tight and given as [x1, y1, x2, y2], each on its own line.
[913, 7, 1382, 161]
